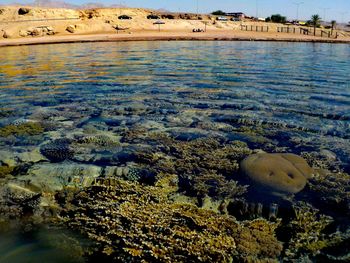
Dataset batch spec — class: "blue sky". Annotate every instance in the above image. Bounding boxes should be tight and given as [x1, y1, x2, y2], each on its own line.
[3, 0, 350, 22]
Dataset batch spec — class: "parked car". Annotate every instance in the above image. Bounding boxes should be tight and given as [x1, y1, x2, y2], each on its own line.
[216, 16, 228, 21]
[118, 15, 132, 20]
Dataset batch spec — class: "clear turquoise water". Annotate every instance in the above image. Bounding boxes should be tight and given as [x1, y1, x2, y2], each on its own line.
[0, 41, 349, 168]
[0, 41, 350, 262]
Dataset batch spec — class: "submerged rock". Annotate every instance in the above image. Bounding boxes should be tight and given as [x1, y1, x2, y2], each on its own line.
[0, 150, 17, 167]
[18, 163, 102, 192]
[17, 148, 46, 163]
[241, 153, 313, 195]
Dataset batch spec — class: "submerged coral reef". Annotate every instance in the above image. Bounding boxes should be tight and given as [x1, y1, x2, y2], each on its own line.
[1, 124, 349, 262]
[59, 179, 282, 262]
[0, 43, 349, 262]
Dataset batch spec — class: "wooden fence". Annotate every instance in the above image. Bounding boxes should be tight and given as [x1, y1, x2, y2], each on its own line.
[240, 24, 336, 38]
[277, 26, 334, 38]
[240, 25, 269, 32]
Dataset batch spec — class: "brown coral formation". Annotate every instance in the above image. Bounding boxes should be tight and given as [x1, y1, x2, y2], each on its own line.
[283, 202, 336, 259]
[241, 153, 313, 195]
[60, 179, 282, 262]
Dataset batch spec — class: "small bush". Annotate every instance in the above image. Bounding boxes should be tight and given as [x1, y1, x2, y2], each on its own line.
[18, 7, 30, 15]
[161, 14, 175, 19]
[118, 15, 132, 20]
[270, 14, 286, 23]
[147, 14, 159, 19]
[212, 10, 226, 16]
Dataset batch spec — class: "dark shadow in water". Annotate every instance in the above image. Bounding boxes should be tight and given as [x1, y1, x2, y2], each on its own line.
[0, 226, 87, 263]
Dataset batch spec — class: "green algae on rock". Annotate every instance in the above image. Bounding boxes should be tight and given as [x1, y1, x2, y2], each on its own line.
[241, 153, 313, 195]
[0, 122, 44, 137]
[0, 165, 14, 178]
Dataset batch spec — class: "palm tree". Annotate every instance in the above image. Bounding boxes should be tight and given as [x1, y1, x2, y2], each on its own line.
[311, 14, 321, 36]
[331, 20, 336, 35]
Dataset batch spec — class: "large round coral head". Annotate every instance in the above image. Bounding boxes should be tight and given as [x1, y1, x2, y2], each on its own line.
[241, 153, 313, 195]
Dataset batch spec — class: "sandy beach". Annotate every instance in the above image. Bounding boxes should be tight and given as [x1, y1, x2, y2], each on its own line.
[1, 30, 350, 47]
[1, 6, 349, 47]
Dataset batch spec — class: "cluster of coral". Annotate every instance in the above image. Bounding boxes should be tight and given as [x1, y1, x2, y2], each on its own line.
[58, 179, 282, 262]
[0, 123, 349, 261]
[0, 81, 349, 261]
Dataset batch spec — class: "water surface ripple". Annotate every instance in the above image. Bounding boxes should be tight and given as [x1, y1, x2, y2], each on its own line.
[0, 41, 349, 166]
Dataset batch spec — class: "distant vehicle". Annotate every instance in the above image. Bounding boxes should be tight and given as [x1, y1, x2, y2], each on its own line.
[293, 21, 307, 26]
[227, 12, 246, 19]
[216, 16, 228, 21]
[147, 14, 160, 19]
[230, 17, 241, 21]
[118, 15, 132, 20]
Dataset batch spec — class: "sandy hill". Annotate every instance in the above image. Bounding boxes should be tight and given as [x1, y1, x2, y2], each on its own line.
[1, 6, 349, 40]
[0, 6, 241, 39]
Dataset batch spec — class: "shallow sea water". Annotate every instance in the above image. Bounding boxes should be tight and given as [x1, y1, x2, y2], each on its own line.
[0, 41, 350, 261]
[0, 41, 349, 166]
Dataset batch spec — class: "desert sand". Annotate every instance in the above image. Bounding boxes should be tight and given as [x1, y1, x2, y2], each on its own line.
[1, 6, 349, 47]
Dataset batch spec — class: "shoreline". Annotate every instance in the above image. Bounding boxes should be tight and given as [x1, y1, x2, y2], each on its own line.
[1, 31, 350, 47]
